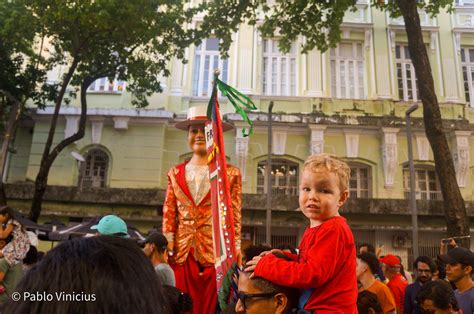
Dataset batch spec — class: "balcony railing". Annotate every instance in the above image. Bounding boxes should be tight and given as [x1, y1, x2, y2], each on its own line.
[404, 191, 443, 201]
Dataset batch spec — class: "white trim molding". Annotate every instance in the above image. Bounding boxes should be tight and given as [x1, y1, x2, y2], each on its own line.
[381, 128, 399, 187]
[344, 129, 360, 158]
[452, 130, 471, 187]
[309, 125, 327, 155]
[235, 127, 249, 181]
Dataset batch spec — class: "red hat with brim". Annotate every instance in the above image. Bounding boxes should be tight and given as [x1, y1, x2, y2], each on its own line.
[175, 105, 233, 132]
[379, 254, 401, 268]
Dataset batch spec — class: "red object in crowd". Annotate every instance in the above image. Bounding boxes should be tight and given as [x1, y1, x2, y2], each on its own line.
[387, 273, 408, 313]
[380, 254, 401, 267]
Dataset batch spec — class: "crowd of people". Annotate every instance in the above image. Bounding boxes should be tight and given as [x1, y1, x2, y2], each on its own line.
[356, 242, 474, 314]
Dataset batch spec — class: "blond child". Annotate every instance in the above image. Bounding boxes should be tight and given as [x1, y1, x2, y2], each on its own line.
[245, 154, 358, 313]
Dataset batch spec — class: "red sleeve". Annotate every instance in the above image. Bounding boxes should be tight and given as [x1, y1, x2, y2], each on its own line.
[283, 251, 298, 261]
[254, 225, 346, 288]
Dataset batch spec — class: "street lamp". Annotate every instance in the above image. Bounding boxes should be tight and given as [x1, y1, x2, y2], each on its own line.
[405, 104, 419, 259]
[265, 101, 274, 246]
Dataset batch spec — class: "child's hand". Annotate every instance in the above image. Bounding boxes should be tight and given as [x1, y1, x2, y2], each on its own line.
[243, 255, 263, 277]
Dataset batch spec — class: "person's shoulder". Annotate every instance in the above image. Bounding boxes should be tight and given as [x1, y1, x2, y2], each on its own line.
[156, 263, 172, 271]
[168, 163, 186, 175]
[226, 165, 241, 176]
[319, 217, 353, 236]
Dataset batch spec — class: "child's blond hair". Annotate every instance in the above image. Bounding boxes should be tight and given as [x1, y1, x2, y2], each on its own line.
[303, 154, 351, 192]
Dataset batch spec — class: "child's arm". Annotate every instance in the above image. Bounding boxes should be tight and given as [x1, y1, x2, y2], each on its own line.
[249, 227, 347, 289]
[0, 223, 14, 239]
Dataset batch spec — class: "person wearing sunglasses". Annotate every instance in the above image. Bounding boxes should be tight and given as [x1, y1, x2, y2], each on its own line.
[235, 270, 298, 314]
[417, 280, 461, 314]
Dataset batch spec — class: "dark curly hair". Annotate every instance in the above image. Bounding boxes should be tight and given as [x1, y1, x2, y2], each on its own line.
[417, 280, 459, 311]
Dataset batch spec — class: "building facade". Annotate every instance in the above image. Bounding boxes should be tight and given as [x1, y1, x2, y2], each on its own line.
[4, 1, 474, 267]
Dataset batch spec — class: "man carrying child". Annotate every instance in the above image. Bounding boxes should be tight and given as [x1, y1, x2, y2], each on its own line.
[245, 153, 358, 312]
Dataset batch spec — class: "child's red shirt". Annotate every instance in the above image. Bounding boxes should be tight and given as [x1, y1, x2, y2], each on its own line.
[253, 216, 358, 313]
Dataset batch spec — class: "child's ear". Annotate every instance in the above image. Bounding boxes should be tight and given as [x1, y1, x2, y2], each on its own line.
[338, 190, 349, 207]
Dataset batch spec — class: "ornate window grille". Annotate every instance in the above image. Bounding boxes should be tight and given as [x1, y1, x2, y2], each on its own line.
[79, 149, 109, 188]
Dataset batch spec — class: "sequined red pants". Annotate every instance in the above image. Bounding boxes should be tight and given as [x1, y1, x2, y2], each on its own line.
[170, 252, 217, 314]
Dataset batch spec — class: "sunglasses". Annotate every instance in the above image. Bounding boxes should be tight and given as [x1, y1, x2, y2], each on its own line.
[236, 291, 278, 310]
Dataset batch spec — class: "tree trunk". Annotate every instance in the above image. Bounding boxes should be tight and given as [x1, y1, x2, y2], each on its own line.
[29, 60, 81, 221]
[397, 0, 471, 248]
[0, 93, 22, 206]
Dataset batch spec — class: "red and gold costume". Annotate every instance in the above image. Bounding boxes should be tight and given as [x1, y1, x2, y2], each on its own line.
[163, 161, 242, 313]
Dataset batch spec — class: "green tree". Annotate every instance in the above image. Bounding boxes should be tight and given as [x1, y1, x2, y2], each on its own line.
[200, 0, 470, 247]
[0, 0, 49, 206]
[20, 0, 203, 221]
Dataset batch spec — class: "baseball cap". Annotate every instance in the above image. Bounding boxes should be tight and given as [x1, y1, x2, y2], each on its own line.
[379, 254, 401, 268]
[439, 247, 474, 267]
[142, 232, 168, 251]
[91, 215, 129, 238]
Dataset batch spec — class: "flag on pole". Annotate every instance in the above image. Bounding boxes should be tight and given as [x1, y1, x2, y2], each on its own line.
[205, 70, 256, 295]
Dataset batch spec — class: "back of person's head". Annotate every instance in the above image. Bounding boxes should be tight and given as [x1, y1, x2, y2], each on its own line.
[359, 243, 376, 254]
[303, 154, 351, 191]
[417, 280, 460, 312]
[379, 254, 401, 275]
[144, 232, 168, 254]
[243, 244, 271, 263]
[23, 246, 38, 266]
[161, 285, 192, 314]
[358, 252, 380, 275]
[4, 236, 169, 314]
[357, 290, 383, 314]
[413, 256, 437, 272]
[275, 243, 297, 255]
[91, 215, 129, 238]
[238, 270, 298, 313]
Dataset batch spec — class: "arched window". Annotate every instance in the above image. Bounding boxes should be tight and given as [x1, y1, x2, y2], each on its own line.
[403, 166, 442, 200]
[348, 162, 371, 198]
[79, 148, 109, 188]
[257, 159, 299, 196]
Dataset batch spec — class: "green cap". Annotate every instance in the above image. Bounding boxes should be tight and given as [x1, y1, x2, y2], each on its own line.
[91, 215, 129, 238]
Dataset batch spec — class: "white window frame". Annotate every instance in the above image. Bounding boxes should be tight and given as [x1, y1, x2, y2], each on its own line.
[79, 148, 109, 189]
[330, 42, 366, 99]
[262, 39, 297, 96]
[87, 78, 125, 93]
[192, 38, 229, 97]
[396, 44, 418, 102]
[461, 47, 474, 107]
[456, 0, 474, 6]
[403, 168, 442, 201]
[349, 164, 371, 199]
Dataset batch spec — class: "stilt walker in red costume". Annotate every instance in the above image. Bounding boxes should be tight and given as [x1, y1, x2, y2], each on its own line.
[162, 104, 242, 314]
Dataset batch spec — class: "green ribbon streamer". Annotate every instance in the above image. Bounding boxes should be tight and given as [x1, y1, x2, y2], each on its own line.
[207, 73, 257, 137]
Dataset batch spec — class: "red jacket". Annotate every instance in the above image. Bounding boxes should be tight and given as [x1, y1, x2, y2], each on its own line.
[387, 273, 408, 313]
[254, 216, 358, 313]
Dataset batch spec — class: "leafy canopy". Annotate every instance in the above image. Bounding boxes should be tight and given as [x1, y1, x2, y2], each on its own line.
[7, 0, 207, 108]
[199, 0, 454, 55]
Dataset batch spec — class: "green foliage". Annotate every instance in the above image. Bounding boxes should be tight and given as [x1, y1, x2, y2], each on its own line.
[0, 0, 49, 111]
[200, 0, 454, 55]
[2, 0, 207, 109]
